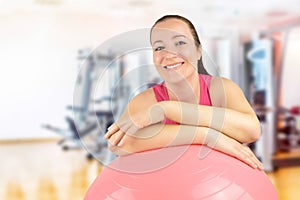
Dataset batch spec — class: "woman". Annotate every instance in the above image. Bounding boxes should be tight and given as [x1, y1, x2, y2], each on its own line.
[104, 15, 263, 170]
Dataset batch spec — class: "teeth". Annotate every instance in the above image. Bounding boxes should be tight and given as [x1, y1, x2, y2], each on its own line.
[165, 63, 182, 69]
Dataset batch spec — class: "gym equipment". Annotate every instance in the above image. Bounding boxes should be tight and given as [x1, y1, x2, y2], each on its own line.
[41, 106, 112, 160]
[84, 145, 278, 200]
[277, 106, 300, 151]
[42, 48, 116, 160]
[42, 47, 161, 162]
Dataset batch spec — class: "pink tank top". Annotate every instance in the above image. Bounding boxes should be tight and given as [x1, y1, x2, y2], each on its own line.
[153, 74, 212, 124]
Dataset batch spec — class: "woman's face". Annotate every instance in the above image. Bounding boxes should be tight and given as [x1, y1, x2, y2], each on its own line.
[151, 19, 201, 83]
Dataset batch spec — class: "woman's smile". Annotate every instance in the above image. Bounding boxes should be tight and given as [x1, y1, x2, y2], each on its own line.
[163, 62, 185, 70]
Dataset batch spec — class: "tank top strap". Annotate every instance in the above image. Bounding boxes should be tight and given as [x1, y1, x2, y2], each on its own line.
[152, 82, 168, 102]
[199, 74, 212, 106]
[152, 82, 178, 124]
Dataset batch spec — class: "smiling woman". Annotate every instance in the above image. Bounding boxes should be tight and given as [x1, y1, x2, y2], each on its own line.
[151, 15, 207, 83]
[104, 15, 263, 164]
[85, 14, 278, 199]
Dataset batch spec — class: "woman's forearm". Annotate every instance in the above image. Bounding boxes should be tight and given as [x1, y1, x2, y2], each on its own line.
[158, 101, 261, 143]
[109, 123, 263, 170]
[115, 123, 209, 154]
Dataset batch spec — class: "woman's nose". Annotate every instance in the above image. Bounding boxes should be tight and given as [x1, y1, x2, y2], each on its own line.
[163, 48, 178, 59]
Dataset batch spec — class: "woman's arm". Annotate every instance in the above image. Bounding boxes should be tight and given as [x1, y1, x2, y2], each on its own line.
[109, 123, 205, 153]
[157, 78, 261, 143]
[106, 78, 260, 144]
[104, 87, 262, 169]
[107, 123, 263, 170]
[158, 101, 260, 143]
[107, 78, 260, 144]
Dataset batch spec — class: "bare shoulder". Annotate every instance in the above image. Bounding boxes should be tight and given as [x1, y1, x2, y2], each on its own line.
[209, 76, 225, 107]
[128, 87, 158, 112]
[210, 76, 240, 88]
[209, 76, 245, 107]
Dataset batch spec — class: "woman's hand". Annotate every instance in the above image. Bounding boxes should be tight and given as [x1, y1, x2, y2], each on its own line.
[104, 103, 165, 146]
[106, 129, 132, 156]
[205, 129, 263, 170]
[104, 124, 127, 147]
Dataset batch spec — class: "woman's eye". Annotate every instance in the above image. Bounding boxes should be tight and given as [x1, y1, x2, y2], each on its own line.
[154, 46, 164, 51]
[175, 41, 186, 46]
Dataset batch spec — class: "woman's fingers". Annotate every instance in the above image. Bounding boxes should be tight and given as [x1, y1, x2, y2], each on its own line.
[236, 145, 263, 170]
[104, 120, 135, 148]
[209, 131, 263, 170]
[107, 123, 117, 131]
[104, 123, 119, 139]
[243, 146, 263, 170]
[117, 135, 128, 147]
[109, 129, 125, 146]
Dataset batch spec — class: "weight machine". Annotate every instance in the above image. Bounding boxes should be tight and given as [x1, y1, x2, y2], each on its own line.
[42, 46, 161, 163]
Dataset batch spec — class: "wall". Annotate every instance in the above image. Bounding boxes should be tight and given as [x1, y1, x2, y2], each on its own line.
[0, 8, 151, 139]
[282, 27, 300, 108]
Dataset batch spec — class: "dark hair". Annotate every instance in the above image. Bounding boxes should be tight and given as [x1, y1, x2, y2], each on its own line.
[151, 15, 209, 75]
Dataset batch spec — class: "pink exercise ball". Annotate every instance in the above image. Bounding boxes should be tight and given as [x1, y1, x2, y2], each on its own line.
[84, 145, 278, 200]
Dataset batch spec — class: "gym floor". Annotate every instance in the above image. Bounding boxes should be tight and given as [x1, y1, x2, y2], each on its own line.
[1, 140, 299, 200]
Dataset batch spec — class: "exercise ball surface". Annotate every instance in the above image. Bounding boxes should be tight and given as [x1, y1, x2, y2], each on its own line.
[85, 145, 278, 200]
